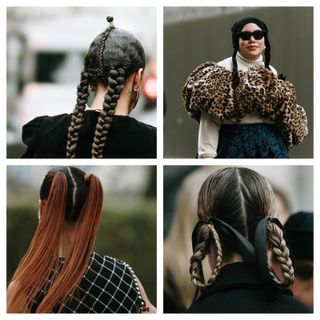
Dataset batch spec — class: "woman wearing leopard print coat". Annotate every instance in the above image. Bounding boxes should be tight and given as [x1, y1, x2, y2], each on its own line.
[182, 16, 307, 158]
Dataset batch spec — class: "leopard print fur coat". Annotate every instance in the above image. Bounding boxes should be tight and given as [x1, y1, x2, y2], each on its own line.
[182, 61, 308, 150]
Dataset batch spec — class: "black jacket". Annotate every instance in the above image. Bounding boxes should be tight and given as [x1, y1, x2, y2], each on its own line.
[21, 111, 156, 158]
[186, 262, 311, 313]
[31, 252, 144, 313]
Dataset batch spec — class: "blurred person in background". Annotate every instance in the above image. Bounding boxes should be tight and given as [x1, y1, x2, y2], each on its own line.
[182, 16, 307, 158]
[7, 167, 156, 313]
[21, 17, 156, 158]
[164, 167, 221, 312]
[284, 211, 313, 309]
[187, 167, 310, 312]
[272, 184, 291, 224]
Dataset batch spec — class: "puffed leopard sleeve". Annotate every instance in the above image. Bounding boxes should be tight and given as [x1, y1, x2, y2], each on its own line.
[242, 68, 308, 150]
[182, 61, 233, 122]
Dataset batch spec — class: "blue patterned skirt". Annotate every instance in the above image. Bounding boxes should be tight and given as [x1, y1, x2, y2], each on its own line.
[216, 123, 289, 158]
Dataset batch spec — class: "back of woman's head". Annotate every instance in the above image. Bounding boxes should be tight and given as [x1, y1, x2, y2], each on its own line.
[40, 167, 90, 222]
[66, 17, 145, 158]
[198, 167, 275, 244]
[84, 27, 145, 85]
[190, 167, 294, 289]
[7, 167, 103, 313]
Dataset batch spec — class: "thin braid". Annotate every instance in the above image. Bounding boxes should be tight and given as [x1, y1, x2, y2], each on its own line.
[264, 42, 271, 70]
[231, 48, 240, 88]
[267, 221, 295, 287]
[91, 67, 125, 158]
[189, 224, 223, 287]
[66, 72, 90, 158]
[98, 26, 114, 80]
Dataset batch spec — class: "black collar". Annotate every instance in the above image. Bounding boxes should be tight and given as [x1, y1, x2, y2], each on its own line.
[196, 262, 292, 304]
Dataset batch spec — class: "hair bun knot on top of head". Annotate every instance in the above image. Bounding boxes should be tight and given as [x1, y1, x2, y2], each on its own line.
[107, 16, 114, 27]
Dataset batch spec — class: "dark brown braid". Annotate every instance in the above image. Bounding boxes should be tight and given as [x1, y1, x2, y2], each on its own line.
[66, 72, 90, 158]
[231, 49, 240, 88]
[267, 221, 295, 287]
[91, 67, 125, 158]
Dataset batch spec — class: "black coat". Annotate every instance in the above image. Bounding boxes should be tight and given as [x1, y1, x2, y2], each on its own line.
[186, 262, 311, 313]
[21, 111, 156, 158]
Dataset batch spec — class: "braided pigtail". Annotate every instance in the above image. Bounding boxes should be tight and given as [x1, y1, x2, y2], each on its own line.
[267, 220, 295, 287]
[91, 67, 125, 158]
[190, 223, 222, 288]
[66, 72, 90, 158]
[231, 48, 240, 88]
[264, 40, 271, 70]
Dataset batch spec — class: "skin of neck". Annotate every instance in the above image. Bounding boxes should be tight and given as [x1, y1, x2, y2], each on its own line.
[90, 69, 143, 115]
[207, 243, 244, 276]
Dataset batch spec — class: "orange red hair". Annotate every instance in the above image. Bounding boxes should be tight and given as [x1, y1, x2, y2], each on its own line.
[7, 167, 103, 313]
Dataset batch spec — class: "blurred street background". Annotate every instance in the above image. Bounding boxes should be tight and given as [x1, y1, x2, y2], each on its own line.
[164, 7, 313, 158]
[7, 165, 157, 305]
[7, 7, 157, 157]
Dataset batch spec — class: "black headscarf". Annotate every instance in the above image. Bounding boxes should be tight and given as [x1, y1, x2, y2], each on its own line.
[231, 17, 271, 87]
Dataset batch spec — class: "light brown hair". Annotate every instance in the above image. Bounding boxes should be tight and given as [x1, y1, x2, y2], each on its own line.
[190, 167, 294, 289]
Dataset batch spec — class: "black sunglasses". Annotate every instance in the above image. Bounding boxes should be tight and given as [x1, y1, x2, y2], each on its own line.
[238, 30, 265, 41]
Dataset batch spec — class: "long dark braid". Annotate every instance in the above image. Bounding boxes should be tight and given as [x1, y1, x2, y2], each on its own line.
[66, 16, 145, 158]
[264, 41, 271, 70]
[231, 48, 240, 88]
[66, 72, 90, 158]
[92, 67, 125, 158]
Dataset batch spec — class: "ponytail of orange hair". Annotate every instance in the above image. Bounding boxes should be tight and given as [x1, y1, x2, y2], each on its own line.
[7, 171, 103, 313]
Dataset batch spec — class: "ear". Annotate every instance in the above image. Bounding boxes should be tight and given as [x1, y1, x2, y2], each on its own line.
[133, 68, 144, 89]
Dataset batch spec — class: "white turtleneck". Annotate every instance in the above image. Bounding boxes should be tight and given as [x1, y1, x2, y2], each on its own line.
[197, 52, 278, 158]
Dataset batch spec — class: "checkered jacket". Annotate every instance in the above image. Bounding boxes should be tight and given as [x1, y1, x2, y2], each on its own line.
[31, 251, 145, 313]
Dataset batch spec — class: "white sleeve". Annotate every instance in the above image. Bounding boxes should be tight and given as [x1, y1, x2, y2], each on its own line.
[197, 112, 221, 158]
[270, 65, 278, 76]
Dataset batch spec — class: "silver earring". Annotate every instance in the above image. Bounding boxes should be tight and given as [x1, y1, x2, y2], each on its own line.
[133, 87, 140, 109]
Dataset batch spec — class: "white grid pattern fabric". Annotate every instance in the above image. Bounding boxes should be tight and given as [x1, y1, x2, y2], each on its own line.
[31, 251, 144, 313]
